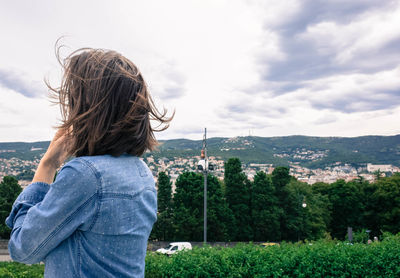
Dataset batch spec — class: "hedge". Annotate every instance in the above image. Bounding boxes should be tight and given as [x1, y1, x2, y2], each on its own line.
[0, 262, 44, 278]
[145, 234, 400, 277]
[1, 234, 400, 277]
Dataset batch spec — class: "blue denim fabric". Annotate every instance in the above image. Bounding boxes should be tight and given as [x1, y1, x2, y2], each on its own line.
[6, 154, 157, 278]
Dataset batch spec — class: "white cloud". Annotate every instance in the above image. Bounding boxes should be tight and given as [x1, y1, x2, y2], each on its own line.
[299, 2, 400, 65]
[0, 88, 59, 142]
[0, 0, 399, 141]
[302, 66, 400, 112]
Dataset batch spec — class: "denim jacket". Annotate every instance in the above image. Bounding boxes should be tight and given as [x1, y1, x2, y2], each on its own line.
[6, 154, 157, 278]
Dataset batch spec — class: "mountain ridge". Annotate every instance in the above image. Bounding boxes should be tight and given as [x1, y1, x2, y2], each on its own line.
[1, 134, 399, 168]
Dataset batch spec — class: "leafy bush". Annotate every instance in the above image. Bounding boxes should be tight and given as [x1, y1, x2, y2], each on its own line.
[145, 234, 400, 277]
[2, 235, 400, 277]
[345, 229, 370, 244]
[0, 262, 44, 278]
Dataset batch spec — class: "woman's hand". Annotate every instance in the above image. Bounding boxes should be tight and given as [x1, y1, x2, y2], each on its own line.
[41, 129, 71, 170]
[32, 129, 72, 184]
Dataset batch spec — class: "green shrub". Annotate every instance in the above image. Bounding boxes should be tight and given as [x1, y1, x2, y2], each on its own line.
[345, 229, 370, 244]
[0, 262, 44, 278]
[2, 235, 400, 277]
[145, 234, 400, 277]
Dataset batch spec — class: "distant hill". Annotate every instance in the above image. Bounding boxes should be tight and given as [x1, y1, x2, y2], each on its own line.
[153, 135, 400, 168]
[1, 135, 400, 168]
[0, 141, 49, 161]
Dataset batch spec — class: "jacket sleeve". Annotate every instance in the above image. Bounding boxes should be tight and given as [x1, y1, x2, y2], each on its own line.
[5, 158, 99, 264]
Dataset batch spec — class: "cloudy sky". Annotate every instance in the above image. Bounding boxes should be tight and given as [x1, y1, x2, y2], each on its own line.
[1, 0, 400, 142]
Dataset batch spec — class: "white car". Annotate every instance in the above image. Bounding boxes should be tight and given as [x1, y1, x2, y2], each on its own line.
[156, 242, 192, 255]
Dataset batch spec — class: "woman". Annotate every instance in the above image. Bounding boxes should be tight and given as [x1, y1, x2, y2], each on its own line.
[6, 48, 172, 277]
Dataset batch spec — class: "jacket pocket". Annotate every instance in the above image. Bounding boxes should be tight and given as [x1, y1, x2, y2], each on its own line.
[90, 190, 157, 235]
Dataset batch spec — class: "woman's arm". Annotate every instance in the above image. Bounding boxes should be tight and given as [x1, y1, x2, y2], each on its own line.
[32, 128, 71, 184]
[6, 158, 99, 264]
[6, 130, 99, 264]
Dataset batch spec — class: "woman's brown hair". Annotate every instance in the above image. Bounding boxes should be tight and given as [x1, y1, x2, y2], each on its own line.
[47, 48, 173, 157]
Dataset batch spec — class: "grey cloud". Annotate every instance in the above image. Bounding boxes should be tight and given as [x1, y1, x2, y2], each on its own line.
[212, 97, 282, 133]
[171, 127, 223, 137]
[226, 103, 251, 114]
[273, 82, 304, 94]
[272, 0, 388, 36]
[0, 68, 43, 98]
[253, 28, 342, 96]
[246, 80, 304, 96]
[262, 49, 337, 83]
[314, 114, 337, 125]
[168, 126, 206, 137]
[254, 0, 399, 83]
[0, 123, 23, 128]
[163, 70, 186, 84]
[310, 89, 400, 113]
[247, 0, 400, 118]
[152, 62, 187, 100]
[0, 102, 19, 114]
[383, 37, 400, 54]
[162, 85, 186, 99]
[224, 102, 288, 119]
[246, 120, 272, 129]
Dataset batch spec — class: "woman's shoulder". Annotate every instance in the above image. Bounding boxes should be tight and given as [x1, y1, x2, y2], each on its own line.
[65, 154, 151, 179]
[72, 154, 140, 168]
[62, 156, 102, 175]
[50, 157, 102, 192]
[57, 155, 154, 200]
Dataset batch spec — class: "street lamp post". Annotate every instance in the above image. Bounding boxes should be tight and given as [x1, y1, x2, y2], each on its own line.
[298, 194, 307, 242]
[197, 128, 208, 243]
[203, 128, 207, 244]
[197, 128, 214, 243]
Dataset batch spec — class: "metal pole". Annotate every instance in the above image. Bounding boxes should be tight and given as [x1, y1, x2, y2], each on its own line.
[203, 128, 207, 243]
[298, 194, 301, 242]
[204, 171, 207, 243]
[298, 194, 303, 242]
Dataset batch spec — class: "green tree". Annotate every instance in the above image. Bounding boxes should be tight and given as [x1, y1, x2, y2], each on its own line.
[205, 175, 235, 241]
[281, 180, 309, 241]
[312, 182, 331, 197]
[172, 172, 203, 241]
[369, 174, 400, 235]
[307, 192, 331, 240]
[271, 166, 291, 240]
[224, 158, 252, 241]
[251, 171, 281, 241]
[172, 172, 233, 241]
[373, 169, 383, 180]
[0, 176, 22, 239]
[327, 179, 364, 239]
[270, 168, 330, 242]
[361, 181, 380, 237]
[271, 166, 291, 213]
[15, 170, 35, 181]
[271, 166, 291, 191]
[312, 182, 333, 235]
[157, 172, 172, 213]
[282, 180, 329, 241]
[151, 172, 173, 241]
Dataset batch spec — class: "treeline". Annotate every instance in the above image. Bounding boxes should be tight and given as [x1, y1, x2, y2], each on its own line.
[0, 176, 22, 238]
[1, 159, 399, 242]
[150, 158, 400, 242]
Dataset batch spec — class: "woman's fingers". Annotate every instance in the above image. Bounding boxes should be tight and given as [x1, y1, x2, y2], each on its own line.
[43, 128, 72, 169]
[52, 128, 68, 144]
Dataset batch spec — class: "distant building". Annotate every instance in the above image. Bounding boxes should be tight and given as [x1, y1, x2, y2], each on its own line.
[367, 163, 392, 172]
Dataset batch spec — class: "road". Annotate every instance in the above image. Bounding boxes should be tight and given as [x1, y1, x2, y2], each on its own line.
[0, 254, 11, 261]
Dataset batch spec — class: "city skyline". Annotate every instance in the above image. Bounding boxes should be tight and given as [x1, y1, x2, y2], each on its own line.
[1, 0, 400, 142]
